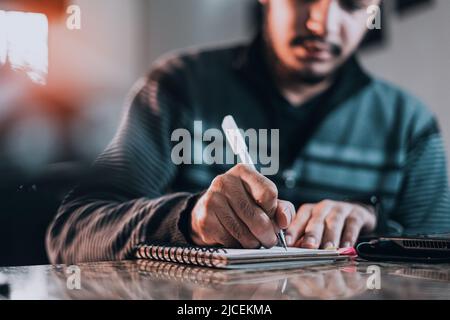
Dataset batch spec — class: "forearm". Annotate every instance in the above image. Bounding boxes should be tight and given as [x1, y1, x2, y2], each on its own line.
[46, 191, 200, 264]
[46, 61, 200, 263]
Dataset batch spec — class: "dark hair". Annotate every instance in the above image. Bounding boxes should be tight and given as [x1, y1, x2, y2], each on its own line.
[251, 1, 264, 32]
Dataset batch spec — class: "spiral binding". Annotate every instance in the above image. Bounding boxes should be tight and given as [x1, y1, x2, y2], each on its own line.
[135, 244, 227, 268]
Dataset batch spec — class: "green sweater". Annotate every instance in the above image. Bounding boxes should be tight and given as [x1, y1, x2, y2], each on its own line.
[46, 38, 450, 264]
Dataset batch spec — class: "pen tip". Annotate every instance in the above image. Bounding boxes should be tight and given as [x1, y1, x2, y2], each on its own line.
[277, 231, 288, 251]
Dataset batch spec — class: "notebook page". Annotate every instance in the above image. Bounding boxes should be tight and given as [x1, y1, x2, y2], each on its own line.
[223, 259, 339, 270]
[220, 246, 338, 259]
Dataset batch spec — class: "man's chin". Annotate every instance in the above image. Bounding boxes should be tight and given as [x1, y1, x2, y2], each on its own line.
[286, 60, 338, 84]
[287, 68, 332, 85]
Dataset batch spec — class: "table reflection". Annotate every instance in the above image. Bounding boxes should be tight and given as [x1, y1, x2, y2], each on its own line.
[1, 260, 449, 300]
[55, 260, 369, 300]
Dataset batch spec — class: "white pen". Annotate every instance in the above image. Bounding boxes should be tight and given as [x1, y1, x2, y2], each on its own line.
[221, 115, 288, 251]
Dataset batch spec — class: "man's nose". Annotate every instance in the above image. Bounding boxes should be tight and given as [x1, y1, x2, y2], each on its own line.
[305, 0, 333, 37]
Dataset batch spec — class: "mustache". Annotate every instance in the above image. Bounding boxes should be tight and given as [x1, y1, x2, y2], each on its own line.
[290, 35, 342, 57]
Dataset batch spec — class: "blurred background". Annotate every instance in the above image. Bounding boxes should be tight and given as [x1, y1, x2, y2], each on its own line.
[0, 0, 449, 266]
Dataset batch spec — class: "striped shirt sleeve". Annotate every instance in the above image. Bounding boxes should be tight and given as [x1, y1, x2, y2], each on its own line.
[46, 67, 198, 264]
[392, 119, 450, 233]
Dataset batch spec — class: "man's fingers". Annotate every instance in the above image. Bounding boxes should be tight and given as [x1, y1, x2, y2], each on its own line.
[213, 194, 261, 248]
[340, 211, 365, 248]
[218, 174, 277, 248]
[214, 224, 242, 248]
[300, 202, 334, 249]
[286, 204, 313, 246]
[196, 190, 240, 247]
[228, 164, 278, 218]
[321, 206, 350, 249]
[194, 165, 303, 249]
[275, 199, 295, 229]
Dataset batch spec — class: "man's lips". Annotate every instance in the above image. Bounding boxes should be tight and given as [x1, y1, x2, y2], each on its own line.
[301, 40, 332, 51]
[292, 45, 334, 61]
[290, 39, 340, 61]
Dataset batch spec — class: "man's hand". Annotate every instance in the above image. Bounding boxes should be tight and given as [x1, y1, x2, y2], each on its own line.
[286, 200, 377, 249]
[190, 164, 295, 248]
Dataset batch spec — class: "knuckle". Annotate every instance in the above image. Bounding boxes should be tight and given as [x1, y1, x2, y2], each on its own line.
[298, 203, 313, 214]
[211, 175, 226, 191]
[335, 204, 345, 214]
[203, 192, 217, 210]
[350, 205, 363, 214]
[325, 215, 337, 226]
[347, 215, 362, 227]
[265, 184, 279, 201]
[265, 180, 278, 199]
[311, 206, 326, 220]
[311, 202, 323, 214]
[319, 199, 333, 207]
[255, 187, 278, 211]
[367, 212, 377, 226]
[326, 213, 342, 225]
[233, 163, 248, 173]
[342, 202, 353, 212]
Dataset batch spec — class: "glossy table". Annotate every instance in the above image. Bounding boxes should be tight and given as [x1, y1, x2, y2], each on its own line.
[0, 259, 449, 300]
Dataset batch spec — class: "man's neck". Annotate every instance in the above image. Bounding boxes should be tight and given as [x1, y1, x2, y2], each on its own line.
[277, 76, 333, 107]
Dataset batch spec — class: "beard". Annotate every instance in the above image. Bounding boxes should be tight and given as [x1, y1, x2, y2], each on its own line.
[262, 25, 343, 86]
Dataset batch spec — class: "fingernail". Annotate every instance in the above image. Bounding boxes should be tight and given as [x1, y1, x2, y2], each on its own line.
[342, 242, 352, 248]
[305, 236, 316, 246]
[285, 235, 293, 246]
[324, 242, 335, 250]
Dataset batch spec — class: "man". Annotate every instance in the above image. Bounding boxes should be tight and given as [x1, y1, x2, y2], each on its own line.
[47, 0, 450, 263]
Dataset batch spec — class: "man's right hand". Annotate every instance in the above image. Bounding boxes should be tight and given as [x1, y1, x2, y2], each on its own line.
[190, 164, 295, 248]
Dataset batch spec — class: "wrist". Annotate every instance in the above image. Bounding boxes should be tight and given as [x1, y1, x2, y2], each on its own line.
[189, 192, 207, 246]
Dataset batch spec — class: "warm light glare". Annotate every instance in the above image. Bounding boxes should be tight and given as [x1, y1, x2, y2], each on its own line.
[0, 11, 6, 65]
[0, 10, 48, 85]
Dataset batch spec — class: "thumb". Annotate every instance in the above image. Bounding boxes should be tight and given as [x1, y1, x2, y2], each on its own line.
[275, 200, 295, 229]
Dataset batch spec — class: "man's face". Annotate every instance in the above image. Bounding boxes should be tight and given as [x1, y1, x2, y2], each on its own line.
[261, 0, 381, 83]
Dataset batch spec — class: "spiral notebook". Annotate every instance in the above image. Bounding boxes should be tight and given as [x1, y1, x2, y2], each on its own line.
[135, 244, 350, 269]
